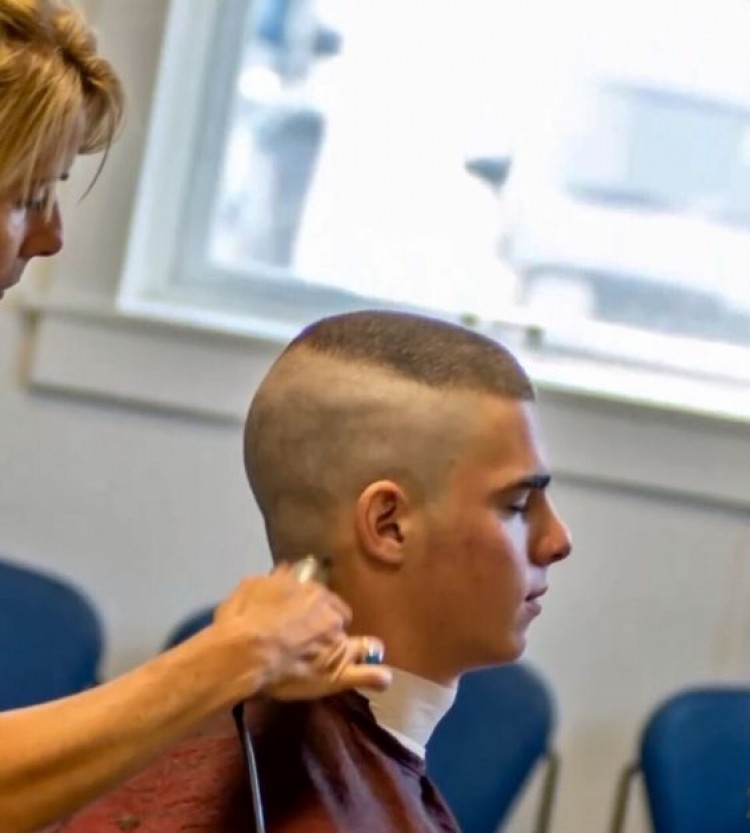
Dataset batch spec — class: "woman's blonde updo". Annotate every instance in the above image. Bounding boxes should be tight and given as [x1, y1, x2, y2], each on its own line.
[0, 0, 123, 194]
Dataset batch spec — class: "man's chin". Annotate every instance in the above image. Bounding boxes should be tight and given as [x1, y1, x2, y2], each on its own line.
[502, 638, 526, 664]
[466, 636, 526, 671]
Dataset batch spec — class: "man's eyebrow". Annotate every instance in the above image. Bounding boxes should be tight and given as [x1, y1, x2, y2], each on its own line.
[501, 473, 551, 492]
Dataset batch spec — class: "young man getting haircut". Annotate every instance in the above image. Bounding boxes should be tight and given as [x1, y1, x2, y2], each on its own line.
[51, 310, 571, 833]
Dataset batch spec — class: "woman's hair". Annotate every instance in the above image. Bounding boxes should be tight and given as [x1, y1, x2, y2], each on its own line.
[0, 0, 123, 195]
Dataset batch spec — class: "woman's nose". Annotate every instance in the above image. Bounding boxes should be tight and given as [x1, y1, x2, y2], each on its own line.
[21, 202, 63, 260]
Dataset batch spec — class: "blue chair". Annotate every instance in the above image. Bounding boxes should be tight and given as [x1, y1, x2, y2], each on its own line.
[610, 687, 750, 833]
[163, 606, 215, 649]
[0, 557, 104, 709]
[426, 663, 559, 833]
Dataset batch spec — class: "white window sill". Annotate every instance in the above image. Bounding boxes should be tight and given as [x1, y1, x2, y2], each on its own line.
[21, 292, 285, 423]
[20, 292, 750, 511]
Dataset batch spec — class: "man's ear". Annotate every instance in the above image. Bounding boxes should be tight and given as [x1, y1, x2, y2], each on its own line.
[354, 480, 412, 567]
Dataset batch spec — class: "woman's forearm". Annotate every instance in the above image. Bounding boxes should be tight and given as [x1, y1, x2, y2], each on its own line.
[0, 568, 389, 833]
[0, 624, 268, 833]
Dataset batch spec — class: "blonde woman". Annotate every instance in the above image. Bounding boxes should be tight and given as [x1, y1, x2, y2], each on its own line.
[0, 3, 390, 831]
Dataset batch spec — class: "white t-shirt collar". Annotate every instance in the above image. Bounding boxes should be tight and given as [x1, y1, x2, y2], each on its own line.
[361, 666, 457, 759]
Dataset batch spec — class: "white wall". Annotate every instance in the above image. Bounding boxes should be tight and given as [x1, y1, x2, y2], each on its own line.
[0, 301, 271, 673]
[2, 3, 750, 833]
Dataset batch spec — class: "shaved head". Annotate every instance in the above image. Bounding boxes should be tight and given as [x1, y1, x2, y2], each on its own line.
[244, 311, 534, 560]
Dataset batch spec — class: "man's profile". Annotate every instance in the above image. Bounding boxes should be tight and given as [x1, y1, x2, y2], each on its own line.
[52, 310, 572, 833]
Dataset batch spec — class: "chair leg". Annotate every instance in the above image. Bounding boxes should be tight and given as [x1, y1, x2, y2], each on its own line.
[609, 763, 638, 833]
[533, 750, 560, 833]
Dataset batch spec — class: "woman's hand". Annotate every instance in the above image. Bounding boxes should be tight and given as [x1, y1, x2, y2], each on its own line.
[212, 565, 391, 701]
[265, 632, 392, 701]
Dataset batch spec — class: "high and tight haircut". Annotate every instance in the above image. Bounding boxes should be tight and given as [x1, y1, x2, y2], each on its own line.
[244, 311, 536, 560]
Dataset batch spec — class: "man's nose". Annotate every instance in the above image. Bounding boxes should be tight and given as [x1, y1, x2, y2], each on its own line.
[532, 500, 572, 566]
[21, 202, 63, 260]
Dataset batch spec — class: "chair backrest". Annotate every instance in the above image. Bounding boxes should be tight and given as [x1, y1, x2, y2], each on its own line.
[0, 557, 103, 709]
[426, 662, 556, 833]
[163, 606, 215, 650]
[640, 687, 750, 833]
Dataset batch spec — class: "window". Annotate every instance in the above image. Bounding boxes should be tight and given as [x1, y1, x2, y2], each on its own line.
[566, 86, 750, 224]
[121, 0, 750, 388]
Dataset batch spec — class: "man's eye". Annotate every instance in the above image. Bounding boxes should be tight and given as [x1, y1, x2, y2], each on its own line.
[504, 491, 535, 516]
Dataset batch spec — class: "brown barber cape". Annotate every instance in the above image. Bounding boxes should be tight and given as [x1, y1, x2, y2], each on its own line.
[49, 693, 460, 833]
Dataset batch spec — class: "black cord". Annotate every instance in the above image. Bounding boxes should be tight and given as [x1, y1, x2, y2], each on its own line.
[232, 702, 267, 833]
[231, 557, 328, 831]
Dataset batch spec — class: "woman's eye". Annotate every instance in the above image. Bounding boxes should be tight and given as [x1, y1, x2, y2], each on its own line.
[17, 187, 52, 212]
[26, 193, 51, 211]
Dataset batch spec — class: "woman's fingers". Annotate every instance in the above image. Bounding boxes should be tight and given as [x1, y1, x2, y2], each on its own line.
[318, 636, 391, 693]
[265, 634, 391, 700]
[210, 569, 358, 699]
[271, 563, 352, 623]
[331, 663, 393, 694]
[212, 564, 389, 701]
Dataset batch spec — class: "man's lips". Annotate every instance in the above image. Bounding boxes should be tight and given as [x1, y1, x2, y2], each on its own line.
[525, 586, 548, 603]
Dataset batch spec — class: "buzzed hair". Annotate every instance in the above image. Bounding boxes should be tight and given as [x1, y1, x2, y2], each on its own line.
[245, 310, 534, 560]
[286, 310, 535, 399]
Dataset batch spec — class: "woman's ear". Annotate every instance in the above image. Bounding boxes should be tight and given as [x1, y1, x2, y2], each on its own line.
[354, 480, 411, 566]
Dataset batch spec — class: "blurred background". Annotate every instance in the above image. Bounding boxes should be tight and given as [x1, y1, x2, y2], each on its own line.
[207, 0, 750, 368]
[2, 1, 750, 832]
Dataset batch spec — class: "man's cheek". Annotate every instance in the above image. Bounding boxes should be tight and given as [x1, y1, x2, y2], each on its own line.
[501, 519, 528, 557]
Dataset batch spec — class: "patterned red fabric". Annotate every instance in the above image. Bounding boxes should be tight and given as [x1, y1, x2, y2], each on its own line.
[48, 693, 460, 833]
